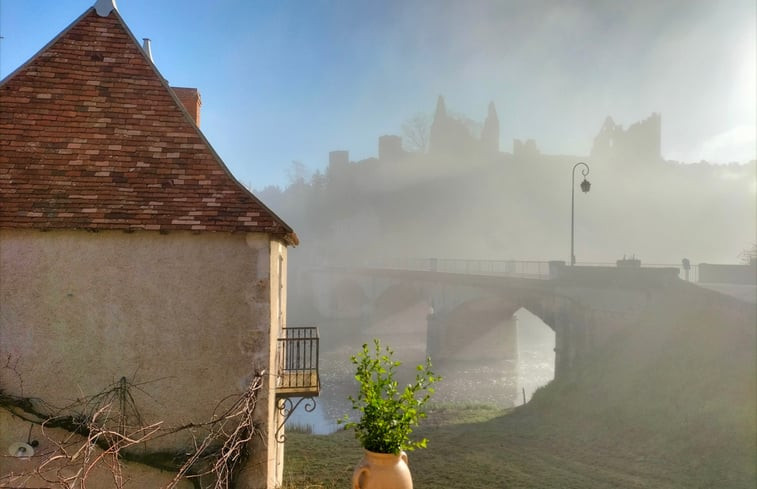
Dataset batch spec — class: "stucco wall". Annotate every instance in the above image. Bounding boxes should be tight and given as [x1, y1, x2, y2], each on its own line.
[0, 229, 282, 487]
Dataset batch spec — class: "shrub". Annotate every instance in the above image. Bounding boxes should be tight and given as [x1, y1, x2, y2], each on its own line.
[340, 339, 440, 454]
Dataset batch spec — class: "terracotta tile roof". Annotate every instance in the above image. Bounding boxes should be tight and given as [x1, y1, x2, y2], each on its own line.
[0, 7, 297, 244]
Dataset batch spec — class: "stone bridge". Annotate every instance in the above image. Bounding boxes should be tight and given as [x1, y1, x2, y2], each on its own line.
[297, 260, 755, 379]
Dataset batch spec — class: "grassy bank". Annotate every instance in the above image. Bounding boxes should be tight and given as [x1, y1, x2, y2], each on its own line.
[284, 288, 756, 488]
[282, 405, 506, 489]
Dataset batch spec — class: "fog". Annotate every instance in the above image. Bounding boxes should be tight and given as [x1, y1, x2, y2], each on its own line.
[265, 93, 754, 429]
[261, 105, 755, 267]
[232, 0, 756, 185]
[248, 4, 755, 267]
[248, 0, 757, 448]
[1, 1, 754, 484]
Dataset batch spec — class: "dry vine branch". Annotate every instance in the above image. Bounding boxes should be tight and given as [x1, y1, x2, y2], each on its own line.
[1, 371, 266, 489]
[165, 372, 265, 489]
[3, 403, 163, 489]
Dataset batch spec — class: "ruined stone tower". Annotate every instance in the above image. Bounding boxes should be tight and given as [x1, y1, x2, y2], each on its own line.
[429, 95, 500, 156]
[481, 101, 500, 153]
[591, 113, 662, 163]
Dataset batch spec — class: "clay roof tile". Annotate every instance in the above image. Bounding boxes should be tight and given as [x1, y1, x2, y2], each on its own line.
[0, 5, 297, 245]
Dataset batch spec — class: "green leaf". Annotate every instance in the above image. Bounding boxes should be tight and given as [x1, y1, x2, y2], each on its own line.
[341, 338, 442, 453]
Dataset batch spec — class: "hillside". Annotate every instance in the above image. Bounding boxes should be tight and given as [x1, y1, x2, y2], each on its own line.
[261, 149, 756, 267]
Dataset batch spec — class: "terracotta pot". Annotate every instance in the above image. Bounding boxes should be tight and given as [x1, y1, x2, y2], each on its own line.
[352, 449, 413, 489]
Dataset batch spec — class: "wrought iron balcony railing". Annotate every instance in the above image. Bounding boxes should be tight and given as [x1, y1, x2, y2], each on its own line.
[276, 326, 320, 397]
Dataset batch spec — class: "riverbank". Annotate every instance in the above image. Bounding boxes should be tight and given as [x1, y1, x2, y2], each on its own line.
[283, 289, 756, 488]
[283, 404, 509, 488]
[284, 394, 755, 489]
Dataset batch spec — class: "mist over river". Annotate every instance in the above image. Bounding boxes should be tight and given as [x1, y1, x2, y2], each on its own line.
[286, 308, 555, 434]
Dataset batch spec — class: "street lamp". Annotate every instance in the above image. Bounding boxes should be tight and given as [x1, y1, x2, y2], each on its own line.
[571, 162, 591, 266]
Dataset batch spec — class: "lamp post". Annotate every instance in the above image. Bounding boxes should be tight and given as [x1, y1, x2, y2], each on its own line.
[571, 162, 591, 266]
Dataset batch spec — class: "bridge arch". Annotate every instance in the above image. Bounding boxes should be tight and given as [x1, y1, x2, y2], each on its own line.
[307, 265, 653, 381]
[426, 294, 557, 364]
[372, 282, 427, 321]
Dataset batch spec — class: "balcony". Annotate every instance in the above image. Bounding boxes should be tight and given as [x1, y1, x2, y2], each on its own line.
[276, 327, 320, 397]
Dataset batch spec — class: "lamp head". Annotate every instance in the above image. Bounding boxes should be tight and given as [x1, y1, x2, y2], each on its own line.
[580, 178, 591, 193]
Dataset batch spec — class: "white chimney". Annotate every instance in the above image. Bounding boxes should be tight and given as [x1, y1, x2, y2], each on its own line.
[142, 38, 153, 62]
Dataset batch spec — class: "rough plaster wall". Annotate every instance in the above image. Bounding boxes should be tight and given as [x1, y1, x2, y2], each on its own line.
[0, 229, 275, 483]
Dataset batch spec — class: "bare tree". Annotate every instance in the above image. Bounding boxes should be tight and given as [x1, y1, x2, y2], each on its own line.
[402, 113, 431, 153]
[286, 160, 310, 187]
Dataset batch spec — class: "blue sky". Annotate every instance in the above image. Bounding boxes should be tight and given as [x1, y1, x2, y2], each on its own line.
[1, 0, 755, 189]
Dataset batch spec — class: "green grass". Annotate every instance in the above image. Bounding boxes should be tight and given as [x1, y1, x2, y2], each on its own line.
[284, 289, 757, 488]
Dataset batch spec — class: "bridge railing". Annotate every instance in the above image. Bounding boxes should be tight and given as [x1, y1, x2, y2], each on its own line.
[579, 262, 697, 282]
[367, 258, 698, 282]
[370, 258, 554, 278]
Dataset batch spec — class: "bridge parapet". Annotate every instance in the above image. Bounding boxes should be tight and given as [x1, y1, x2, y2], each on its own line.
[550, 264, 681, 287]
[362, 258, 699, 283]
[369, 257, 554, 279]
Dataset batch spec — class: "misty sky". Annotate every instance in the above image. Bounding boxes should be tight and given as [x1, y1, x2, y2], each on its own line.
[1, 0, 755, 188]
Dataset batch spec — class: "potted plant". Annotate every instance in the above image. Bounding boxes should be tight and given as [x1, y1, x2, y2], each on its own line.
[341, 339, 440, 489]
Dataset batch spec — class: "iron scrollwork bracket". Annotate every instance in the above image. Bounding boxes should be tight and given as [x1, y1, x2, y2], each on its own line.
[274, 396, 317, 443]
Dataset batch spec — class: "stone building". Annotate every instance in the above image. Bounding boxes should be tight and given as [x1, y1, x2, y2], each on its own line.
[0, 1, 317, 487]
[590, 113, 662, 163]
[378, 134, 406, 161]
[429, 95, 501, 156]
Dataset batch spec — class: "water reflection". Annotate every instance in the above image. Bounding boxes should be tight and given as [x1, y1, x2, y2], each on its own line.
[286, 352, 554, 434]
[286, 307, 556, 434]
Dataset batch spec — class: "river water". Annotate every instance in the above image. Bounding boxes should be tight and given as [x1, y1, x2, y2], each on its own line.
[286, 308, 555, 434]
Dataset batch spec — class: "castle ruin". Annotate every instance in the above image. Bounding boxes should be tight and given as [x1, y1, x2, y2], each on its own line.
[430, 95, 500, 156]
[590, 113, 662, 162]
[328, 97, 664, 165]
